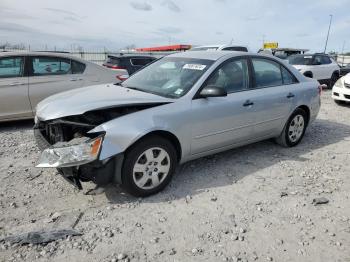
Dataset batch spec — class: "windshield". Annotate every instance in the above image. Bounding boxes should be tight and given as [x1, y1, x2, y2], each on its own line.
[121, 57, 214, 98]
[191, 47, 219, 51]
[288, 55, 313, 65]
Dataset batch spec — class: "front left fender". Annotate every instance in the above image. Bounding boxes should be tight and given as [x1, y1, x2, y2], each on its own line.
[88, 100, 191, 161]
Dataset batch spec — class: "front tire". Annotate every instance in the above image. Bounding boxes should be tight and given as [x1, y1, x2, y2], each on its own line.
[275, 109, 307, 147]
[121, 135, 177, 197]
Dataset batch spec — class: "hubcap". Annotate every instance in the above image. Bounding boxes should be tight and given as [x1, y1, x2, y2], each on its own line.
[288, 114, 305, 143]
[132, 147, 170, 190]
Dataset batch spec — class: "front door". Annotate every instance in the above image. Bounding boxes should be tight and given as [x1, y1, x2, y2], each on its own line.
[190, 58, 255, 155]
[0, 56, 32, 121]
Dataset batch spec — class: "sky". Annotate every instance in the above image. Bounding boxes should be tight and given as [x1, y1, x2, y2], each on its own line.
[1, 0, 350, 53]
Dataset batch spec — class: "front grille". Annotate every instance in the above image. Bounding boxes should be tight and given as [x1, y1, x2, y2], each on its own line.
[344, 94, 350, 99]
[345, 83, 350, 89]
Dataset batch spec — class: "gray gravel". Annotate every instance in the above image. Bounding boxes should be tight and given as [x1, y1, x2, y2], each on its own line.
[0, 90, 350, 262]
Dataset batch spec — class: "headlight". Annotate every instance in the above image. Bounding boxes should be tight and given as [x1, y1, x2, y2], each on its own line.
[334, 78, 343, 88]
[36, 136, 103, 168]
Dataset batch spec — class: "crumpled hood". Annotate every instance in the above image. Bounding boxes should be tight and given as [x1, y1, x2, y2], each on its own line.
[36, 83, 173, 121]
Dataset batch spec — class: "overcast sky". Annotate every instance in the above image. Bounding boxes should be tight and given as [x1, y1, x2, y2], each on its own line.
[1, 0, 349, 52]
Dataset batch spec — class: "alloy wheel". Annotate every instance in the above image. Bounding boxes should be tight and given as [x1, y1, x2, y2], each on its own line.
[132, 147, 171, 190]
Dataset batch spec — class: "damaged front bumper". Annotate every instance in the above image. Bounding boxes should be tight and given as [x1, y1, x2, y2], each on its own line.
[36, 136, 103, 168]
[34, 126, 123, 190]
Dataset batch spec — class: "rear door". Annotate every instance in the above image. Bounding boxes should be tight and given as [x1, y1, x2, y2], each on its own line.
[0, 56, 32, 120]
[248, 57, 299, 138]
[28, 56, 84, 109]
[312, 55, 329, 80]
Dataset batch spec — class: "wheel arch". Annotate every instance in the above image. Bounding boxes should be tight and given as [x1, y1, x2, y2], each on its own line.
[303, 71, 313, 78]
[129, 130, 182, 162]
[296, 105, 310, 125]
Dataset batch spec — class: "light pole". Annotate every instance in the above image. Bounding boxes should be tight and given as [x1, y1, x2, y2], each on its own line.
[324, 14, 333, 53]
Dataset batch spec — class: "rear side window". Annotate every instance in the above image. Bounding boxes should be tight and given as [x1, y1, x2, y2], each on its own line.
[71, 60, 86, 74]
[32, 56, 71, 76]
[281, 66, 297, 85]
[105, 56, 120, 65]
[0, 57, 24, 78]
[321, 56, 331, 64]
[252, 58, 283, 88]
[130, 58, 154, 66]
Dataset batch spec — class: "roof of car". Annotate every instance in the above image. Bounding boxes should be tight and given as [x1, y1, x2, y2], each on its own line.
[167, 50, 252, 60]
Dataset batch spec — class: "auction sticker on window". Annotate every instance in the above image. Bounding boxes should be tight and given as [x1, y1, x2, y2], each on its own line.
[183, 64, 206, 70]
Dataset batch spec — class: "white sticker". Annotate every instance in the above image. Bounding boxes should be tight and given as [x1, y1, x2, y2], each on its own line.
[174, 88, 184, 95]
[183, 64, 206, 70]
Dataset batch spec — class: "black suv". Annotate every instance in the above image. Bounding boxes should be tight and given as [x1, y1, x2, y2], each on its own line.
[103, 55, 156, 75]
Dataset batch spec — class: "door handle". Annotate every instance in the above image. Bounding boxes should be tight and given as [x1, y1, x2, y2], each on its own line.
[243, 100, 254, 107]
[286, 93, 295, 99]
[9, 82, 25, 86]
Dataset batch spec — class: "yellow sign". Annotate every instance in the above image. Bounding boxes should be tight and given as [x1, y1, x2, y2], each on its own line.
[263, 42, 278, 49]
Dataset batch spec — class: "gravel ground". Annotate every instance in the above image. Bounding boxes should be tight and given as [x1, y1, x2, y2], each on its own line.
[0, 90, 350, 262]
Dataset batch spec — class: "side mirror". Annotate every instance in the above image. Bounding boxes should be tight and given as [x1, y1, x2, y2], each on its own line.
[199, 85, 227, 98]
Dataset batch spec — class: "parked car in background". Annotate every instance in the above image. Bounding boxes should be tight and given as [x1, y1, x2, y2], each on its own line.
[332, 73, 350, 104]
[0, 51, 119, 122]
[288, 53, 340, 87]
[34, 51, 320, 197]
[190, 44, 248, 52]
[340, 63, 350, 77]
[102, 54, 156, 80]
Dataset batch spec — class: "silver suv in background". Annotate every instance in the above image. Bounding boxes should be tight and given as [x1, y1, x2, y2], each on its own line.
[0, 51, 119, 122]
[288, 53, 340, 87]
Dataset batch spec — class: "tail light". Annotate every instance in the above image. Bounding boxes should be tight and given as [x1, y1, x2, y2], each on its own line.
[110, 65, 126, 70]
[117, 74, 129, 81]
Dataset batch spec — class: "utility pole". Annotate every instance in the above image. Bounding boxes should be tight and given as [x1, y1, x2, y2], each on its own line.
[324, 14, 333, 54]
[262, 34, 266, 48]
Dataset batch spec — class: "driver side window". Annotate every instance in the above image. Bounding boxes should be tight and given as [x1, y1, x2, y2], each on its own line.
[205, 59, 249, 93]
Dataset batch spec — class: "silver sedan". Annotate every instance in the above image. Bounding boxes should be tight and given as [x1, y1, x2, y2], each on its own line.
[34, 51, 321, 197]
[0, 51, 119, 122]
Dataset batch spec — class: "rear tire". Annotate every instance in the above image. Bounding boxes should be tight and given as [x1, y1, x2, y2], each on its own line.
[121, 135, 177, 197]
[329, 72, 339, 88]
[275, 108, 308, 147]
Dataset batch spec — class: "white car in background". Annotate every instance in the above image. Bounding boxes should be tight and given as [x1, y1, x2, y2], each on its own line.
[0, 51, 119, 122]
[287, 53, 340, 87]
[190, 44, 248, 52]
[332, 73, 350, 104]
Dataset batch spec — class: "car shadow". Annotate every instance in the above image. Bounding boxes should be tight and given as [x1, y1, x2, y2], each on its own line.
[104, 118, 350, 204]
[0, 119, 34, 132]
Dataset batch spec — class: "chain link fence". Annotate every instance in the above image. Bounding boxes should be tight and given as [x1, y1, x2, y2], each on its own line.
[1, 46, 350, 66]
